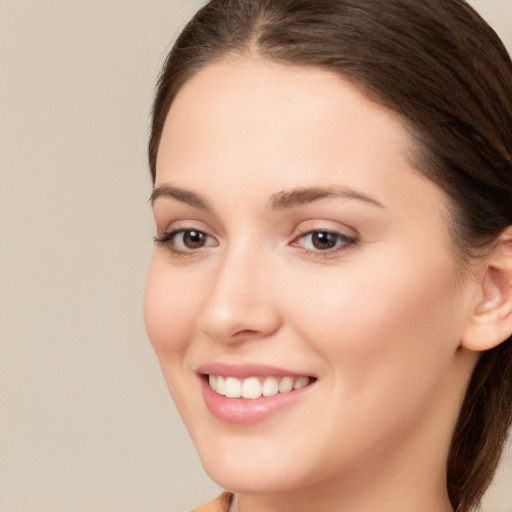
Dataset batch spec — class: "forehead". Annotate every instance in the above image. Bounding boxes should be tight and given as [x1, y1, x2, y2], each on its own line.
[157, 56, 413, 177]
[156, 58, 449, 223]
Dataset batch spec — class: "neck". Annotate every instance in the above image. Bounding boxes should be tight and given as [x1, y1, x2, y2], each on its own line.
[235, 459, 453, 512]
[232, 349, 477, 512]
[234, 390, 458, 512]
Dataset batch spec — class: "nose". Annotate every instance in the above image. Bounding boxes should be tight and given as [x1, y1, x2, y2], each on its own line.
[197, 247, 281, 344]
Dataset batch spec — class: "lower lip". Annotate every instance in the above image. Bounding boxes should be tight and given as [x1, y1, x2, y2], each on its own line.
[201, 377, 315, 424]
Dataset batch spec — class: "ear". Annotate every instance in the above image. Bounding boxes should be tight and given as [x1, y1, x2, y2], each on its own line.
[462, 227, 512, 352]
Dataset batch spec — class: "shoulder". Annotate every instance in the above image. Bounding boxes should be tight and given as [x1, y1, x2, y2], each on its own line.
[190, 492, 234, 512]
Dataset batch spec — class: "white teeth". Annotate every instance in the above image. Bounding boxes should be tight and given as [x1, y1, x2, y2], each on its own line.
[216, 375, 226, 395]
[241, 377, 262, 399]
[293, 376, 309, 390]
[208, 374, 312, 398]
[262, 376, 279, 397]
[278, 376, 294, 393]
[225, 377, 242, 398]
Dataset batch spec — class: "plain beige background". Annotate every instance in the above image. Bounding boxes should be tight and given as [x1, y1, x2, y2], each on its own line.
[1, 1, 511, 511]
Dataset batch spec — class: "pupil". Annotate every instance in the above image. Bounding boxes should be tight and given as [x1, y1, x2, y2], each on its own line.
[184, 230, 204, 248]
[312, 232, 337, 250]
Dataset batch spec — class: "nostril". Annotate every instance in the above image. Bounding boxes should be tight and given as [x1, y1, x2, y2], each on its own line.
[197, 281, 282, 343]
[232, 329, 260, 338]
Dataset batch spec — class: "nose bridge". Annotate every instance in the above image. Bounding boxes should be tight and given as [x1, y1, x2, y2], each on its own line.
[197, 238, 279, 342]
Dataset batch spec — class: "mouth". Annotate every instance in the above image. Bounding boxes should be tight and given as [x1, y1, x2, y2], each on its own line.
[198, 364, 317, 423]
[206, 374, 315, 399]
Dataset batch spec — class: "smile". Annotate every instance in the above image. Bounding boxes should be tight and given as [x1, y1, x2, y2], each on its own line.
[202, 373, 317, 424]
[208, 374, 313, 399]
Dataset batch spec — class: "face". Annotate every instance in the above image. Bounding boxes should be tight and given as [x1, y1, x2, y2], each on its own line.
[144, 58, 479, 498]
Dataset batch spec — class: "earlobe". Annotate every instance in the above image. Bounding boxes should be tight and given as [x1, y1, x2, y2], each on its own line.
[462, 228, 512, 352]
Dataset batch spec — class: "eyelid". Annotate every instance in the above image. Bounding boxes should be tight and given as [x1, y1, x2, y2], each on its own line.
[291, 220, 358, 240]
[154, 217, 214, 241]
[290, 223, 359, 257]
[153, 228, 215, 245]
[153, 221, 218, 256]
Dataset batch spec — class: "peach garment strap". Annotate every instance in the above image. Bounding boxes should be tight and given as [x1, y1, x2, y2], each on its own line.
[191, 492, 234, 512]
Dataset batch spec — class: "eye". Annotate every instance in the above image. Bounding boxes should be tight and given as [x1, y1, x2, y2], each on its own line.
[154, 229, 217, 254]
[292, 229, 356, 254]
[175, 230, 212, 250]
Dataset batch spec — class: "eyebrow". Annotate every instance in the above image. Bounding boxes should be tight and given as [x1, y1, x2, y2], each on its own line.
[150, 185, 211, 211]
[270, 185, 385, 210]
[150, 184, 384, 211]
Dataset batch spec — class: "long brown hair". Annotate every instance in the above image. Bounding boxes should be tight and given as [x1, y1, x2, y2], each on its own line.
[149, 1, 512, 510]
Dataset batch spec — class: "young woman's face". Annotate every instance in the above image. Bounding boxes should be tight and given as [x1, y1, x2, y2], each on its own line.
[144, 59, 479, 499]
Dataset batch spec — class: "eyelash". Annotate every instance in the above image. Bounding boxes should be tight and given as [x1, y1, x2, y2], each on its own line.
[154, 228, 357, 257]
[153, 229, 217, 256]
[291, 229, 357, 257]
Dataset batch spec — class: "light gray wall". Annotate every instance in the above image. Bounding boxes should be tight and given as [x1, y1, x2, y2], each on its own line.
[0, 1, 510, 511]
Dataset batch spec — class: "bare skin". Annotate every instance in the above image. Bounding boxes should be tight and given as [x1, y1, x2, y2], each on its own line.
[145, 58, 511, 512]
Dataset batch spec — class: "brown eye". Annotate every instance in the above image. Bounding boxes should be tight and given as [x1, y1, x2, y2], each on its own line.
[311, 231, 339, 250]
[293, 229, 356, 255]
[182, 230, 207, 249]
[153, 228, 217, 254]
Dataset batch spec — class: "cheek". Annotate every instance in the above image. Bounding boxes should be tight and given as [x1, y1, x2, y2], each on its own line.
[284, 248, 462, 398]
[143, 255, 203, 360]
[143, 255, 212, 421]
[274, 254, 465, 459]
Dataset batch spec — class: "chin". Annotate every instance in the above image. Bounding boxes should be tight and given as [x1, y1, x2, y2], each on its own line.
[190, 431, 307, 493]
[202, 458, 303, 495]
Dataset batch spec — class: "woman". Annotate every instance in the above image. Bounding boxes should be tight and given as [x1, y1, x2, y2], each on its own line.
[143, 1, 512, 511]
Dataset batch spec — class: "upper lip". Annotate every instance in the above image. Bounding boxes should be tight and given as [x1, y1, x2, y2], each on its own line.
[197, 362, 315, 379]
